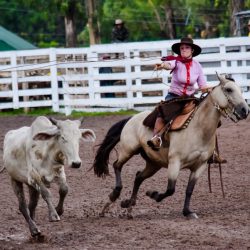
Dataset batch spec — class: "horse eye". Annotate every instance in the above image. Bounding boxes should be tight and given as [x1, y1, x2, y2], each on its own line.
[225, 88, 233, 93]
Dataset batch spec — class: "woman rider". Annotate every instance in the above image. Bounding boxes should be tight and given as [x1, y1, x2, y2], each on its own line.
[147, 37, 226, 164]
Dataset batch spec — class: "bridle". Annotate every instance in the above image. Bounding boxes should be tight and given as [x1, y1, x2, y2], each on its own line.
[212, 82, 240, 123]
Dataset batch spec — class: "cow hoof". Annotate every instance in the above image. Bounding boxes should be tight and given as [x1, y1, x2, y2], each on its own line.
[186, 212, 198, 219]
[49, 213, 60, 222]
[31, 228, 41, 238]
[32, 233, 46, 243]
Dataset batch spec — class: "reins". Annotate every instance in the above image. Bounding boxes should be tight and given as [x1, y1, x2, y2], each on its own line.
[207, 135, 225, 198]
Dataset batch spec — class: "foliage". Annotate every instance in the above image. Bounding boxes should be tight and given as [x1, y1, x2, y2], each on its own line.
[0, 0, 249, 47]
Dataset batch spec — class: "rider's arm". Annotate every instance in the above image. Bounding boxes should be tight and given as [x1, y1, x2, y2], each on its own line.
[154, 61, 173, 70]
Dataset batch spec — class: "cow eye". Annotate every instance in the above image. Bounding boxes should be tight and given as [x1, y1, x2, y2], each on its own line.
[225, 87, 233, 93]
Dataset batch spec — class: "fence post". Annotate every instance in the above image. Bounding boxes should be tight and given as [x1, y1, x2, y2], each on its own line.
[124, 50, 133, 109]
[134, 50, 142, 99]
[61, 76, 72, 116]
[49, 48, 59, 112]
[10, 52, 19, 109]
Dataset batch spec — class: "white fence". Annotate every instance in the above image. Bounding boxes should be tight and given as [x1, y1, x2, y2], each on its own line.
[0, 37, 249, 115]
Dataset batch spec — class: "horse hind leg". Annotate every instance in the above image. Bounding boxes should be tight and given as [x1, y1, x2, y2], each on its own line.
[121, 162, 161, 209]
[100, 151, 133, 217]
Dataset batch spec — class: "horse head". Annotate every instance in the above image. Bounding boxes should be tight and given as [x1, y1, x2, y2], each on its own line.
[211, 73, 249, 122]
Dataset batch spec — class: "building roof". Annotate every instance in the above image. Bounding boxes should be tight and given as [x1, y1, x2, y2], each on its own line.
[0, 26, 36, 51]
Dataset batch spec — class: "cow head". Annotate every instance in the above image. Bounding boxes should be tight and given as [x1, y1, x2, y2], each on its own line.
[33, 118, 96, 168]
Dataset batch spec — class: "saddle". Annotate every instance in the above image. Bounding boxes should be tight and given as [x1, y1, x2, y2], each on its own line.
[143, 97, 200, 131]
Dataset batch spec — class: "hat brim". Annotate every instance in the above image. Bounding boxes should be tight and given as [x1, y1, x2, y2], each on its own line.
[171, 42, 201, 57]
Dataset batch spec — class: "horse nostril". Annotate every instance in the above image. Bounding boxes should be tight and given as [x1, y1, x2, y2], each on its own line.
[241, 107, 248, 118]
[71, 162, 81, 168]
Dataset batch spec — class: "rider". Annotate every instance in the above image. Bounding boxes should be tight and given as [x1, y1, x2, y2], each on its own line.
[147, 37, 226, 163]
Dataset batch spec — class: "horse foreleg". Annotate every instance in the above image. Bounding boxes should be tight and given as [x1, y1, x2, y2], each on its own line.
[146, 160, 180, 202]
[183, 163, 207, 219]
[121, 163, 161, 209]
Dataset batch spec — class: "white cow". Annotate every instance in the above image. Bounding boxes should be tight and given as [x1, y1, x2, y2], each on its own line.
[3, 116, 96, 239]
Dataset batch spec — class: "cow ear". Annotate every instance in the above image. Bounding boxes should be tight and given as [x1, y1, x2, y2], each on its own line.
[80, 129, 96, 142]
[33, 128, 59, 141]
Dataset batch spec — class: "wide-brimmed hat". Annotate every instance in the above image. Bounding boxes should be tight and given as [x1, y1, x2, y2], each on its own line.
[171, 37, 202, 57]
[115, 19, 123, 25]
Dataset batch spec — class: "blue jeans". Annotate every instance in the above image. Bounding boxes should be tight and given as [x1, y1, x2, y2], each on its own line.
[165, 92, 180, 101]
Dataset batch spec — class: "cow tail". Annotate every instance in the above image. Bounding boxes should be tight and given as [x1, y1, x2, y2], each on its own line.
[93, 117, 131, 178]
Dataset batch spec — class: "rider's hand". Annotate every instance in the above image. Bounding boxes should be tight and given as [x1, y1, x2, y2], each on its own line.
[201, 88, 212, 93]
[154, 63, 164, 70]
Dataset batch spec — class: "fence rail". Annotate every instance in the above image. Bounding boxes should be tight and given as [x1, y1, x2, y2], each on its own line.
[0, 37, 249, 115]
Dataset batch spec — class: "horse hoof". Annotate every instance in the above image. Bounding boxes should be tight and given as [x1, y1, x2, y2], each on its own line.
[121, 199, 130, 208]
[186, 213, 198, 219]
[146, 191, 159, 201]
[109, 188, 121, 202]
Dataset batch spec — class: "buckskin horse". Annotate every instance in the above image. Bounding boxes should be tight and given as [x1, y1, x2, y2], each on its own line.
[93, 74, 249, 219]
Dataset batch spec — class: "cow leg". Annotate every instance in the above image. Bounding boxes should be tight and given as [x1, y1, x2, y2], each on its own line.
[11, 179, 41, 237]
[183, 163, 207, 219]
[39, 182, 60, 222]
[146, 159, 180, 202]
[55, 169, 69, 216]
[121, 162, 161, 208]
[28, 185, 40, 220]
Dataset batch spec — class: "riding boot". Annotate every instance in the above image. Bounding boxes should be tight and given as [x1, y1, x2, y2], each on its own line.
[147, 117, 165, 150]
[208, 152, 227, 164]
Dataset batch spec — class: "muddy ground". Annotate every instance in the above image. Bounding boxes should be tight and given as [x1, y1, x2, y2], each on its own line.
[0, 115, 249, 250]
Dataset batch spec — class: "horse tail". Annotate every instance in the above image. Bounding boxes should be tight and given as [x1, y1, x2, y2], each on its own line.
[93, 117, 131, 177]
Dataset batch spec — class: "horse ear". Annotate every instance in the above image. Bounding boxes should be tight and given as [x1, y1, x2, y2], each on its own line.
[216, 72, 227, 86]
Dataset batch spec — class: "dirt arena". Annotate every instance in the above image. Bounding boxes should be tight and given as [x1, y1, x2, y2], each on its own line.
[0, 114, 249, 250]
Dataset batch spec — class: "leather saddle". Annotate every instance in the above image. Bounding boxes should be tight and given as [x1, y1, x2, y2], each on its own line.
[143, 97, 200, 131]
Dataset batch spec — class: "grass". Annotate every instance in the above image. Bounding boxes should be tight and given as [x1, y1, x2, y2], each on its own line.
[0, 108, 138, 117]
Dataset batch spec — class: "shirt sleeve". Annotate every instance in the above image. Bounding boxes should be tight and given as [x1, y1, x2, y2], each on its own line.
[196, 62, 208, 88]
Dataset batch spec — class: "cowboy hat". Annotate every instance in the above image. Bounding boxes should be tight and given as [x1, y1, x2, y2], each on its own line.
[171, 37, 202, 57]
[115, 19, 123, 25]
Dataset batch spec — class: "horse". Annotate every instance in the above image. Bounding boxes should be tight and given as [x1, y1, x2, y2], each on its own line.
[93, 74, 249, 219]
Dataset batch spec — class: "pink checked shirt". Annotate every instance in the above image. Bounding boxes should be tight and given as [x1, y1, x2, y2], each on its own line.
[164, 59, 207, 96]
